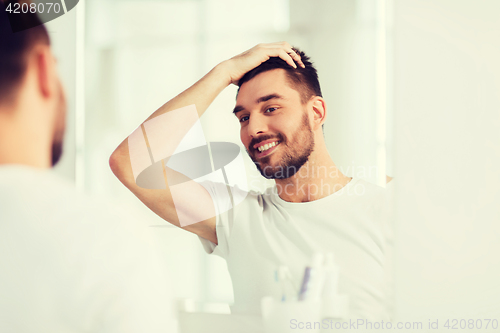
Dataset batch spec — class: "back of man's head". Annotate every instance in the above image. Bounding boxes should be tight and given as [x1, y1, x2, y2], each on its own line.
[237, 48, 322, 105]
[0, 0, 50, 107]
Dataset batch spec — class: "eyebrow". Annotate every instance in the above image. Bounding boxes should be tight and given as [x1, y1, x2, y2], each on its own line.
[233, 93, 285, 114]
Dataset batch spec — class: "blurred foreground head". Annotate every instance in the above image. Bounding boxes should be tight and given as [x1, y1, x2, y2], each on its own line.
[0, 0, 66, 167]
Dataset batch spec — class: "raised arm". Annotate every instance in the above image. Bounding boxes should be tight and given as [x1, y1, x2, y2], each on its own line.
[109, 42, 303, 244]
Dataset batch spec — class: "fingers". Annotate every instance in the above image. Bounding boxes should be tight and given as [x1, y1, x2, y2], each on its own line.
[278, 49, 298, 69]
[288, 49, 305, 68]
[279, 41, 305, 69]
[261, 42, 306, 69]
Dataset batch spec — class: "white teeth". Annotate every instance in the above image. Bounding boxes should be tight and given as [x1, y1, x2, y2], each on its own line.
[257, 141, 279, 153]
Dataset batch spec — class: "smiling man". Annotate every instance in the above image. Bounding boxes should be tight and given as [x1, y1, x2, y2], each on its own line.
[233, 55, 353, 202]
[110, 42, 394, 320]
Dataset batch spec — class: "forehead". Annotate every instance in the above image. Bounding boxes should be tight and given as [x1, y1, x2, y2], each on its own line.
[236, 69, 302, 106]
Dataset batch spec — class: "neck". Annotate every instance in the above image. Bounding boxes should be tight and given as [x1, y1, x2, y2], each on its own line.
[0, 108, 52, 169]
[274, 145, 352, 203]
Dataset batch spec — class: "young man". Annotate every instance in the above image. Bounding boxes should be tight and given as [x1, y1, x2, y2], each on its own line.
[110, 42, 394, 319]
[0, 3, 177, 331]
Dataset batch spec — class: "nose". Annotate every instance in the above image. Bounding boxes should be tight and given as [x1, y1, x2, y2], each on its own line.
[247, 114, 268, 138]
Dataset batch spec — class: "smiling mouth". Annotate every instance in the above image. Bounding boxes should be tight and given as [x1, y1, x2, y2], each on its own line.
[254, 141, 280, 158]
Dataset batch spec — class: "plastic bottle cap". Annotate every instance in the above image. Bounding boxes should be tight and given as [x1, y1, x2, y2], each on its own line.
[311, 252, 325, 267]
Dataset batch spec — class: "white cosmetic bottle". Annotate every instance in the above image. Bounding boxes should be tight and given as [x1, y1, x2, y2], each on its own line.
[321, 252, 349, 319]
[298, 252, 325, 301]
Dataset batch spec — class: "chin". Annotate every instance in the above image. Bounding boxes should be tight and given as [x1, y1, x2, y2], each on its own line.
[257, 163, 300, 180]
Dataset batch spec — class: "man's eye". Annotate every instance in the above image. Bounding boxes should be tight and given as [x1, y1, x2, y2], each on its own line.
[239, 116, 249, 123]
[265, 107, 278, 113]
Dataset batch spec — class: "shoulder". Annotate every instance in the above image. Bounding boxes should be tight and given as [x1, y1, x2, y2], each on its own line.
[0, 166, 154, 249]
[0, 167, 175, 329]
[341, 178, 393, 217]
[0, 165, 77, 200]
[354, 178, 392, 197]
[198, 180, 264, 207]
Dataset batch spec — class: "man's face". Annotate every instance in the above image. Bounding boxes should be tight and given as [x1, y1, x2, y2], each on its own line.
[235, 69, 314, 179]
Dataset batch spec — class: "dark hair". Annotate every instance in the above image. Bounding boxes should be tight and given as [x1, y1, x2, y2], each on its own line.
[0, 0, 50, 105]
[237, 47, 322, 104]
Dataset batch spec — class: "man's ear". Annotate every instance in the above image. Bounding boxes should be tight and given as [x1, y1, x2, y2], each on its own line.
[309, 96, 327, 130]
[31, 44, 56, 100]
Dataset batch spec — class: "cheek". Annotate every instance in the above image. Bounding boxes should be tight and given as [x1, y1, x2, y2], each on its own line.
[240, 129, 249, 147]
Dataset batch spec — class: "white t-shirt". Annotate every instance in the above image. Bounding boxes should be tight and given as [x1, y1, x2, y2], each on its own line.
[199, 177, 394, 320]
[0, 165, 177, 333]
